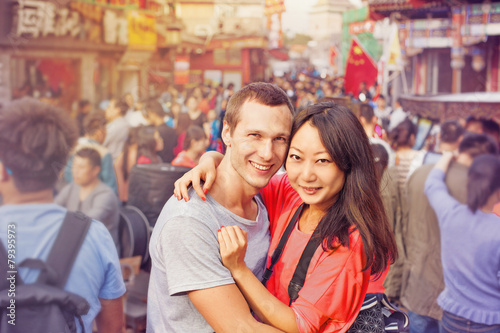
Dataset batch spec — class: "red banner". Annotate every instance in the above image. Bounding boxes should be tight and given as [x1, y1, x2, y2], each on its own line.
[344, 38, 378, 97]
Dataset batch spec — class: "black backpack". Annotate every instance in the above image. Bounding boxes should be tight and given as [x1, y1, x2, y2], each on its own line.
[0, 211, 92, 333]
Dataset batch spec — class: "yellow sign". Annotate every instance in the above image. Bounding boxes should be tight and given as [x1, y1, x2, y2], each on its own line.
[128, 11, 157, 50]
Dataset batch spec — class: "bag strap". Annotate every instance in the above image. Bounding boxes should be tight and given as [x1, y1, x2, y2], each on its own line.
[287, 227, 321, 306]
[0, 240, 24, 290]
[36, 211, 91, 288]
[261, 203, 304, 287]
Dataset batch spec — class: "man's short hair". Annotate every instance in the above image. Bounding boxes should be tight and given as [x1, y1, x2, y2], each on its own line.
[440, 120, 465, 144]
[114, 98, 129, 116]
[83, 111, 106, 136]
[224, 82, 294, 134]
[458, 133, 498, 158]
[359, 104, 375, 121]
[144, 98, 165, 117]
[483, 119, 500, 138]
[0, 97, 78, 192]
[79, 99, 90, 109]
[75, 147, 101, 169]
[467, 154, 500, 212]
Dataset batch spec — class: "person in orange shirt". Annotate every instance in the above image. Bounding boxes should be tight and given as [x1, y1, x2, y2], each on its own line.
[175, 103, 397, 332]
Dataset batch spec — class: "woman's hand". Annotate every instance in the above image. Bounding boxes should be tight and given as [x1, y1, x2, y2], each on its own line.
[217, 226, 249, 276]
[173, 151, 222, 201]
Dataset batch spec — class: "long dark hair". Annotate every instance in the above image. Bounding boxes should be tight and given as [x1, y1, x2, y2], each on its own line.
[122, 127, 139, 181]
[290, 102, 397, 277]
[137, 126, 160, 163]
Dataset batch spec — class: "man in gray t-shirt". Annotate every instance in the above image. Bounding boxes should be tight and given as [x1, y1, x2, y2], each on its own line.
[147, 83, 294, 333]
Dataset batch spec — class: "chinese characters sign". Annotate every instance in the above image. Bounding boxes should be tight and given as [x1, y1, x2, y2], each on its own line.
[127, 11, 157, 50]
[16, 0, 81, 38]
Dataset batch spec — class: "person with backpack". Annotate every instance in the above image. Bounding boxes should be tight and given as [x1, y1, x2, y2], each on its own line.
[0, 98, 125, 333]
[175, 103, 398, 332]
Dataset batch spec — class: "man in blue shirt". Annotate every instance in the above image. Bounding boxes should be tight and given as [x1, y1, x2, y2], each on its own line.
[0, 98, 125, 333]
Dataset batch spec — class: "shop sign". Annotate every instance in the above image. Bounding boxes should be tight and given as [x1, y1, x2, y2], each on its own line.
[174, 56, 189, 85]
[103, 10, 128, 45]
[15, 0, 81, 38]
[128, 11, 157, 50]
[264, 0, 285, 16]
[349, 20, 375, 35]
[208, 37, 266, 50]
[70, 1, 104, 23]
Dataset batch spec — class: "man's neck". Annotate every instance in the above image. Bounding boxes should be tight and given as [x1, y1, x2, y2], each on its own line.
[3, 188, 54, 205]
[107, 115, 120, 123]
[185, 149, 200, 164]
[438, 142, 457, 153]
[79, 179, 100, 201]
[84, 135, 99, 144]
[209, 159, 260, 221]
[364, 125, 375, 138]
[456, 154, 473, 167]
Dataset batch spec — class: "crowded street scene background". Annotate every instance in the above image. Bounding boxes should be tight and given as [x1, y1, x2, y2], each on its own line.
[1, 0, 500, 332]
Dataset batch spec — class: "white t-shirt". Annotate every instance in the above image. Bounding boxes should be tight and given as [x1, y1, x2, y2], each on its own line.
[147, 190, 271, 332]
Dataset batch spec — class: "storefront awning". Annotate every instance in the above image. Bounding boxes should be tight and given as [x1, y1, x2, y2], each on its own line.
[400, 92, 500, 122]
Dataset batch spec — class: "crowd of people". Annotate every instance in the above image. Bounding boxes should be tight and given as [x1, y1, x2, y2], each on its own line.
[0, 74, 499, 333]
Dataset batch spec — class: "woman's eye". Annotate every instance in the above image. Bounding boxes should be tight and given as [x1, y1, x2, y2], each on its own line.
[289, 154, 300, 160]
[318, 159, 330, 163]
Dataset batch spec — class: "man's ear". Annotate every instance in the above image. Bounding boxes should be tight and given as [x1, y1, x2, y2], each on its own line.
[0, 162, 10, 182]
[221, 120, 231, 147]
[92, 165, 101, 179]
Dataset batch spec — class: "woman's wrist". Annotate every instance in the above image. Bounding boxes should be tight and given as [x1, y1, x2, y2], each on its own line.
[230, 265, 252, 282]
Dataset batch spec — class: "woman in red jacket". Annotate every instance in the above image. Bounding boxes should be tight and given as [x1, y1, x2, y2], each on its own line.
[175, 103, 397, 332]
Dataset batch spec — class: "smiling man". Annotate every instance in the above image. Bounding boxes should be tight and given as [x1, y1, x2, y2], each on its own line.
[147, 82, 294, 333]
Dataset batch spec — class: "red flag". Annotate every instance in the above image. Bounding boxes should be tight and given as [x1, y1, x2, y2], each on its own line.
[344, 38, 378, 97]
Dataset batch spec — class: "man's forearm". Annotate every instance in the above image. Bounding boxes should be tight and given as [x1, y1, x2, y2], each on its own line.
[232, 267, 300, 333]
[96, 297, 125, 333]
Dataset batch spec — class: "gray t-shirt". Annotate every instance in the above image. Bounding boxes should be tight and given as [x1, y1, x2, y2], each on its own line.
[146, 189, 271, 333]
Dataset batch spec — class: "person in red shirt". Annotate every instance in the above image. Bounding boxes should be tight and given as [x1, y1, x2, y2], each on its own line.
[171, 125, 207, 168]
[136, 126, 163, 165]
[175, 103, 397, 332]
